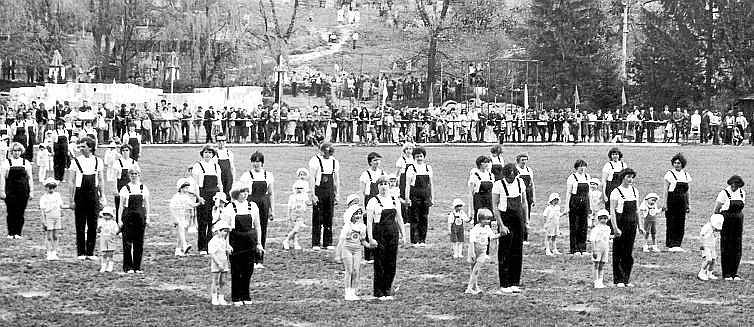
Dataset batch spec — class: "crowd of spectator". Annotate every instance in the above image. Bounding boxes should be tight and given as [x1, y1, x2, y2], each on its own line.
[0, 100, 751, 147]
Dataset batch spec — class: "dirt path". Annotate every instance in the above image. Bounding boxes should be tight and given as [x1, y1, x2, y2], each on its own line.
[289, 24, 352, 66]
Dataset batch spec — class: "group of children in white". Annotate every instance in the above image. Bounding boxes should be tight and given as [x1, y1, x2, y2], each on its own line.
[8, 136, 744, 305]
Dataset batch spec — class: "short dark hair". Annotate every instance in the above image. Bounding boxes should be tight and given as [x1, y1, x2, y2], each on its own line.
[727, 175, 745, 188]
[119, 144, 132, 153]
[618, 168, 636, 183]
[501, 163, 519, 180]
[671, 153, 687, 168]
[412, 147, 427, 158]
[367, 152, 382, 164]
[77, 137, 96, 152]
[249, 151, 265, 163]
[607, 147, 623, 160]
[475, 155, 491, 168]
[574, 159, 588, 169]
[515, 153, 529, 163]
[490, 144, 503, 155]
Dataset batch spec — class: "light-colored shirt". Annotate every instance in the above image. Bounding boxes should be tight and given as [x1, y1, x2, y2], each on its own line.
[609, 186, 639, 214]
[589, 224, 611, 246]
[406, 163, 433, 187]
[542, 204, 561, 226]
[447, 210, 470, 226]
[119, 183, 150, 208]
[700, 223, 717, 248]
[602, 161, 626, 181]
[40, 192, 64, 219]
[222, 200, 260, 230]
[308, 155, 339, 186]
[469, 224, 495, 246]
[664, 169, 691, 192]
[468, 169, 494, 193]
[366, 195, 399, 224]
[238, 169, 274, 195]
[492, 178, 525, 212]
[192, 160, 222, 189]
[566, 173, 591, 195]
[70, 156, 103, 187]
[716, 186, 746, 211]
[359, 168, 384, 195]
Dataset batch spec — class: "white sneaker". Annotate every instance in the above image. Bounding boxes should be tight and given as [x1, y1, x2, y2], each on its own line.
[293, 241, 302, 250]
[211, 296, 219, 306]
[651, 245, 661, 252]
[326, 246, 335, 250]
[106, 261, 114, 272]
[616, 283, 626, 288]
[6, 235, 12, 239]
[99, 265, 107, 273]
[243, 300, 253, 305]
[594, 280, 605, 289]
[46, 252, 53, 261]
[50, 252, 59, 260]
[642, 245, 649, 252]
[498, 287, 514, 294]
[706, 271, 718, 280]
[724, 277, 734, 281]
[254, 263, 265, 269]
[198, 251, 208, 255]
[233, 301, 244, 306]
[217, 297, 230, 306]
[523, 241, 531, 246]
[127, 270, 135, 274]
[174, 248, 183, 256]
[312, 246, 321, 251]
[676, 247, 686, 252]
[545, 249, 554, 256]
[625, 283, 635, 287]
[553, 249, 562, 255]
[88, 256, 99, 261]
[697, 271, 709, 281]
[509, 286, 522, 293]
[282, 239, 290, 250]
[77, 255, 87, 260]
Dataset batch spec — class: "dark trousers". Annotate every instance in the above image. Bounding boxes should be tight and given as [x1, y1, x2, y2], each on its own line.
[204, 124, 213, 143]
[312, 194, 334, 247]
[612, 217, 637, 284]
[74, 201, 98, 256]
[711, 125, 720, 144]
[568, 198, 589, 253]
[373, 242, 398, 297]
[122, 225, 145, 271]
[409, 204, 430, 244]
[720, 213, 743, 278]
[646, 124, 655, 142]
[196, 192, 214, 251]
[5, 196, 28, 235]
[700, 125, 709, 143]
[665, 201, 686, 248]
[498, 210, 524, 288]
[181, 122, 190, 143]
[230, 252, 254, 302]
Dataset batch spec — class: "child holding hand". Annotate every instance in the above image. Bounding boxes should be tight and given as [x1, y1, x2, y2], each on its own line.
[335, 194, 373, 300]
[448, 199, 470, 258]
[542, 193, 566, 256]
[639, 193, 664, 252]
[283, 180, 311, 250]
[698, 214, 724, 281]
[39, 178, 65, 260]
[208, 220, 232, 305]
[465, 209, 501, 294]
[589, 209, 612, 288]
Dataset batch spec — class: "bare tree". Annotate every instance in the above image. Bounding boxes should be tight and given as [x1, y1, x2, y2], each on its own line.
[415, 0, 451, 104]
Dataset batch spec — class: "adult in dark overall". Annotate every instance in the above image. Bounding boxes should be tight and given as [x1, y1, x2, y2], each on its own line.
[239, 151, 274, 269]
[394, 142, 414, 227]
[564, 159, 591, 255]
[117, 168, 150, 273]
[468, 155, 494, 222]
[12, 115, 34, 161]
[609, 168, 642, 287]
[601, 147, 627, 210]
[113, 145, 140, 221]
[0, 142, 34, 239]
[360, 152, 384, 262]
[491, 163, 528, 294]
[52, 120, 70, 181]
[405, 146, 434, 246]
[367, 175, 406, 300]
[308, 142, 340, 250]
[223, 186, 263, 306]
[664, 153, 691, 252]
[192, 145, 223, 254]
[515, 153, 535, 244]
[121, 122, 142, 160]
[69, 137, 104, 260]
[490, 144, 504, 182]
[215, 134, 235, 196]
[714, 175, 746, 281]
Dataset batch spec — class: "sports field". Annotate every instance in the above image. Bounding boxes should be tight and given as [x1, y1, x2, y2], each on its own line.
[1, 144, 752, 326]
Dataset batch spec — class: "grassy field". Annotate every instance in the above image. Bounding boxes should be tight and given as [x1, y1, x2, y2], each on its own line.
[1, 144, 753, 326]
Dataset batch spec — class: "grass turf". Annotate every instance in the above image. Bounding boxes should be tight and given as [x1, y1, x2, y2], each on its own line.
[1, 144, 753, 326]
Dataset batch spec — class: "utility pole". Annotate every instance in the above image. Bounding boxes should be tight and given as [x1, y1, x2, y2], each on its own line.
[621, 0, 629, 83]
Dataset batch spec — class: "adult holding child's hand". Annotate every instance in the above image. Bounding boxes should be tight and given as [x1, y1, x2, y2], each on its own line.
[367, 175, 406, 300]
[609, 168, 640, 288]
[491, 163, 528, 294]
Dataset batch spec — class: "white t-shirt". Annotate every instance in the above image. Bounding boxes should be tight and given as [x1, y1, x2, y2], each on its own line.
[566, 173, 591, 194]
[491, 155, 504, 167]
[366, 195, 399, 224]
[664, 169, 691, 192]
[222, 200, 260, 230]
[447, 210, 470, 226]
[469, 225, 495, 246]
[589, 224, 611, 247]
[308, 155, 339, 186]
[542, 204, 561, 226]
[40, 192, 64, 219]
[118, 183, 150, 208]
[216, 148, 234, 161]
[238, 169, 275, 195]
[716, 187, 746, 212]
[468, 169, 494, 193]
[70, 155, 103, 187]
[609, 185, 639, 214]
[406, 163, 433, 187]
[192, 160, 222, 188]
[492, 178, 525, 212]
[359, 168, 384, 195]
[602, 161, 626, 181]
[700, 223, 717, 248]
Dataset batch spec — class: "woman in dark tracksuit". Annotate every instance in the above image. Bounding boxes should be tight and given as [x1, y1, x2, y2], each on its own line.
[602, 147, 626, 210]
[405, 147, 434, 245]
[714, 175, 746, 281]
[361, 152, 384, 262]
[52, 121, 69, 181]
[609, 168, 642, 287]
[224, 186, 263, 306]
[664, 153, 691, 251]
[117, 168, 150, 273]
[564, 159, 591, 255]
[239, 151, 274, 268]
[1, 142, 33, 238]
[215, 134, 234, 196]
[468, 155, 494, 222]
[192, 145, 223, 254]
[491, 163, 528, 293]
[516, 153, 535, 243]
[69, 137, 104, 259]
[367, 175, 406, 299]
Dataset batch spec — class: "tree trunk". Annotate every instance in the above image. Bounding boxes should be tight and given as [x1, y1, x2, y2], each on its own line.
[425, 32, 438, 105]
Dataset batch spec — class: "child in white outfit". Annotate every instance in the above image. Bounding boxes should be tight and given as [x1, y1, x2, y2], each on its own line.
[39, 178, 64, 260]
[169, 178, 202, 256]
[208, 220, 232, 305]
[542, 193, 566, 255]
[465, 209, 500, 294]
[589, 209, 612, 288]
[97, 207, 120, 273]
[284, 180, 311, 250]
[448, 199, 470, 258]
[639, 193, 664, 253]
[335, 193, 372, 300]
[588, 178, 604, 228]
[36, 144, 53, 183]
[698, 214, 724, 281]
